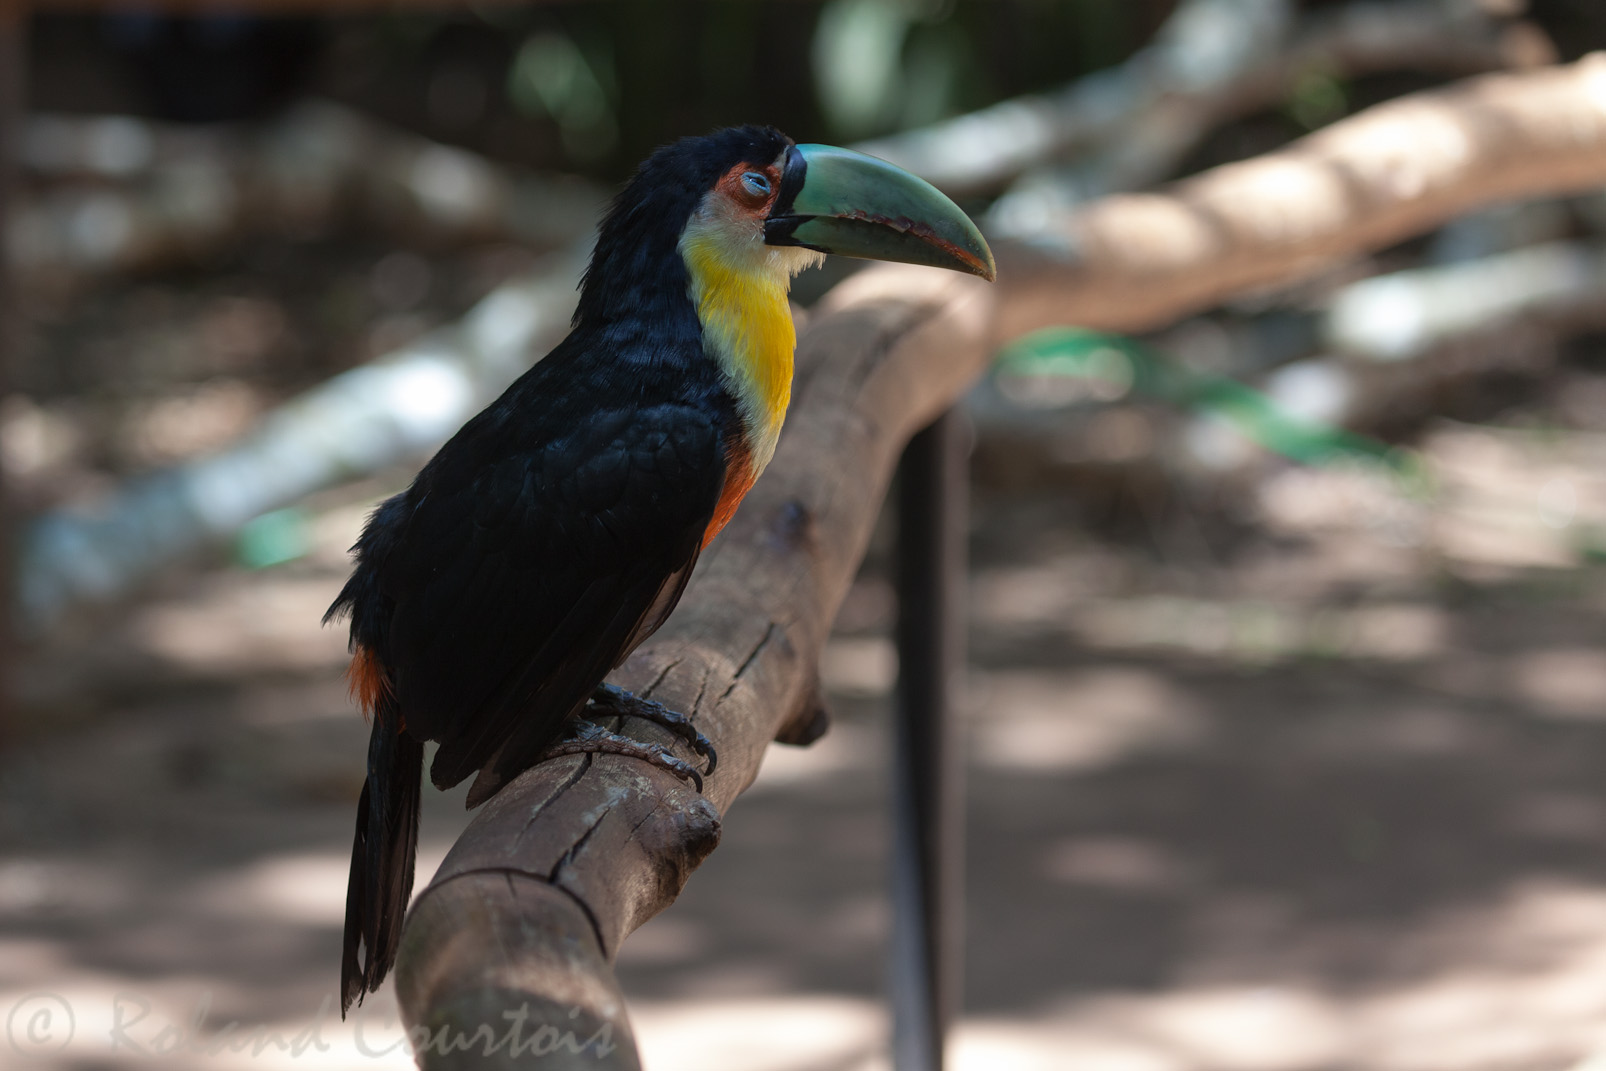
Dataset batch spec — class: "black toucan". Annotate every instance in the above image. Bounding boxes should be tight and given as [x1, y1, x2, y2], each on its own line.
[329, 126, 994, 1014]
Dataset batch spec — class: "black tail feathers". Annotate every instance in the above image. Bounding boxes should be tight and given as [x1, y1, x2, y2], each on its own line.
[341, 705, 424, 1016]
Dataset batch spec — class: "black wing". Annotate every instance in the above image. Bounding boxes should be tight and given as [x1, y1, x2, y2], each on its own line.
[358, 395, 726, 804]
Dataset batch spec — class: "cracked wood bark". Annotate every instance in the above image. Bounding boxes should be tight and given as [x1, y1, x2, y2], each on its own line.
[394, 55, 1606, 1068]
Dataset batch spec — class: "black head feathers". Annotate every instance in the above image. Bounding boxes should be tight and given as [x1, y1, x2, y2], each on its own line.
[574, 126, 794, 328]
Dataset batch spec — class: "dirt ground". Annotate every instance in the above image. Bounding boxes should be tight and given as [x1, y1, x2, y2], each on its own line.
[5, 410, 1606, 1071]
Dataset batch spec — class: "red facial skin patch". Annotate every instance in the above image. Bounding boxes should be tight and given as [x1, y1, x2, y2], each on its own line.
[714, 161, 783, 217]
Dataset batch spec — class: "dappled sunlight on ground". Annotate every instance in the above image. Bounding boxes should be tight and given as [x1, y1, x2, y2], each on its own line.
[8, 417, 1606, 1068]
[633, 996, 885, 1071]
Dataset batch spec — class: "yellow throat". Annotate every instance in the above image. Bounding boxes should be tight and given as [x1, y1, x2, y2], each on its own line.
[679, 225, 821, 477]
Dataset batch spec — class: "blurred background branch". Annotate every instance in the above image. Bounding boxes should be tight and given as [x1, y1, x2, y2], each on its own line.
[986, 0, 1552, 233]
[1001, 55, 1606, 337]
[861, 0, 1541, 202]
[12, 104, 604, 284]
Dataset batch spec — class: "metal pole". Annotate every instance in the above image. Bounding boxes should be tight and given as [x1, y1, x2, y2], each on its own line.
[0, 4, 22, 747]
[891, 407, 967, 1071]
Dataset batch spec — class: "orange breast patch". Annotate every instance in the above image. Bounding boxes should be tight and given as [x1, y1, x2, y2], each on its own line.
[702, 435, 757, 549]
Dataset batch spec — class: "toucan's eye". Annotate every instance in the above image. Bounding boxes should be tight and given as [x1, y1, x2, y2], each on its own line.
[740, 172, 772, 198]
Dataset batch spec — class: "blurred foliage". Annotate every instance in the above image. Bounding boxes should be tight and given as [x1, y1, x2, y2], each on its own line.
[1285, 68, 1347, 131]
[28, 1, 1176, 179]
[26, 0, 1606, 187]
[506, 30, 619, 162]
[811, 0, 975, 138]
[237, 507, 312, 569]
[998, 327, 1419, 479]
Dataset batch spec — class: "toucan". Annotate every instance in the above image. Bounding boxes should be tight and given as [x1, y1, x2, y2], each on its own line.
[329, 126, 994, 1014]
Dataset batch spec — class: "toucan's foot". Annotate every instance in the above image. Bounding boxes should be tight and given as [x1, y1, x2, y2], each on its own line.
[587, 682, 718, 778]
[546, 721, 704, 792]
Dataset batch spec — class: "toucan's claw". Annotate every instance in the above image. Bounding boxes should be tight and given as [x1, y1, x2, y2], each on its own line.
[547, 720, 705, 792]
[587, 682, 718, 779]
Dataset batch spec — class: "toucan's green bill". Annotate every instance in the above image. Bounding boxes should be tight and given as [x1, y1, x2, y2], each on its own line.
[765, 143, 996, 281]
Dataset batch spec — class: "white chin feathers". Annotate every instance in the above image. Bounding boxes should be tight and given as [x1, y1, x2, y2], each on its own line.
[771, 244, 826, 278]
[682, 186, 825, 284]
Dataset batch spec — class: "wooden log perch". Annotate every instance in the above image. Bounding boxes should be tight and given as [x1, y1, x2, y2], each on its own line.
[392, 53, 1606, 1067]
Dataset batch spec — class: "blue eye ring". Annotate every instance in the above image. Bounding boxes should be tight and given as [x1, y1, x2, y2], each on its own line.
[740, 171, 772, 198]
